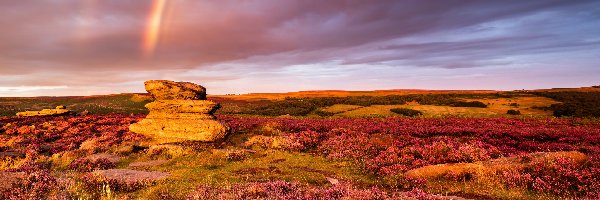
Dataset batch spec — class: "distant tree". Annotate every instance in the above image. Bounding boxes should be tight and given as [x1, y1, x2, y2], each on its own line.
[390, 108, 422, 117]
[507, 110, 521, 115]
[450, 101, 488, 108]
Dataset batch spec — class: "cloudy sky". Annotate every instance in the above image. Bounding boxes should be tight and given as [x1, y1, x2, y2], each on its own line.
[0, 0, 599, 96]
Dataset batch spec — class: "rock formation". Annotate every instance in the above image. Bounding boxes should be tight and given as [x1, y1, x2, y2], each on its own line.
[129, 80, 229, 143]
[16, 105, 72, 117]
[405, 151, 587, 180]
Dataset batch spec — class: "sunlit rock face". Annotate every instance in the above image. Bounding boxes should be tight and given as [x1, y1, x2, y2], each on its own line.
[144, 80, 207, 100]
[129, 80, 229, 143]
[16, 105, 72, 117]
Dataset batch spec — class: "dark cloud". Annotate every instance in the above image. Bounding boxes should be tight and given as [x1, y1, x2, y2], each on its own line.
[0, 0, 599, 95]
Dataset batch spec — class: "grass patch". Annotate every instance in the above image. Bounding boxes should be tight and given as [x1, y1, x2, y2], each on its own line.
[126, 149, 374, 199]
[390, 108, 422, 117]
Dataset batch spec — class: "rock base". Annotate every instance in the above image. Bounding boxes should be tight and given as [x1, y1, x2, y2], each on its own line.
[129, 80, 230, 144]
[130, 118, 228, 143]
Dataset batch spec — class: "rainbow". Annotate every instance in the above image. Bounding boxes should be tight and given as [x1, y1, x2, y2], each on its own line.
[143, 0, 167, 57]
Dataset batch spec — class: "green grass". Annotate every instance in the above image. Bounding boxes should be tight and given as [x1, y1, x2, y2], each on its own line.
[0, 94, 150, 116]
[120, 149, 373, 199]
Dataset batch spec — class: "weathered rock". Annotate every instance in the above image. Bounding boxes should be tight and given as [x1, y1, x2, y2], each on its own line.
[405, 151, 587, 180]
[131, 119, 228, 143]
[145, 80, 206, 100]
[79, 110, 91, 116]
[16, 105, 72, 117]
[114, 145, 135, 155]
[84, 153, 121, 163]
[326, 177, 339, 185]
[92, 169, 170, 184]
[130, 80, 229, 143]
[128, 160, 168, 168]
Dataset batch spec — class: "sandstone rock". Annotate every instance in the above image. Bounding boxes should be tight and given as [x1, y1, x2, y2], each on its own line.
[128, 160, 168, 168]
[405, 151, 587, 180]
[326, 177, 339, 185]
[114, 145, 135, 155]
[92, 169, 170, 184]
[84, 153, 121, 163]
[79, 110, 91, 116]
[145, 80, 206, 100]
[16, 106, 72, 117]
[130, 80, 229, 143]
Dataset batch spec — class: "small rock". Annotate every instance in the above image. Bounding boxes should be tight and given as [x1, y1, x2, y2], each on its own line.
[85, 153, 121, 163]
[16, 107, 73, 117]
[326, 177, 339, 185]
[128, 160, 168, 168]
[114, 145, 135, 155]
[56, 105, 66, 109]
[79, 110, 91, 116]
[2, 123, 11, 129]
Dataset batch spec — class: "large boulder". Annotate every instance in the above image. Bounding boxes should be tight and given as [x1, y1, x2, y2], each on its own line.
[405, 151, 588, 180]
[130, 80, 229, 144]
[145, 80, 206, 100]
[16, 105, 72, 117]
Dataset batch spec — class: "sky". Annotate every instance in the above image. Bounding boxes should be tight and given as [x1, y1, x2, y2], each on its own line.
[0, 0, 599, 97]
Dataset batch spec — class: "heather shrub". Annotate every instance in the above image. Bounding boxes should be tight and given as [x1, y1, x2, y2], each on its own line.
[507, 109, 521, 115]
[232, 93, 505, 116]
[533, 91, 600, 117]
[2, 170, 65, 199]
[501, 157, 600, 197]
[68, 157, 116, 172]
[450, 101, 487, 108]
[243, 135, 299, 150]
[287, 130, 327, 151]
[390, 108, 422, 117]
[187, 181, 395, 200]
[314, 110, 336, 117]
[0, 114, 145, 157]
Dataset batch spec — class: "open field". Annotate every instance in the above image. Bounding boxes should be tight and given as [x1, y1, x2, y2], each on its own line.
[1, 114, 600, 199]
[2, 88, 596, 118]
[0, 94, 150, 117]
[3, 1, 599, 199]
[211, 89, 500, 101]
[1, 88, 599, 199]
[319, 96, 558, 118]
